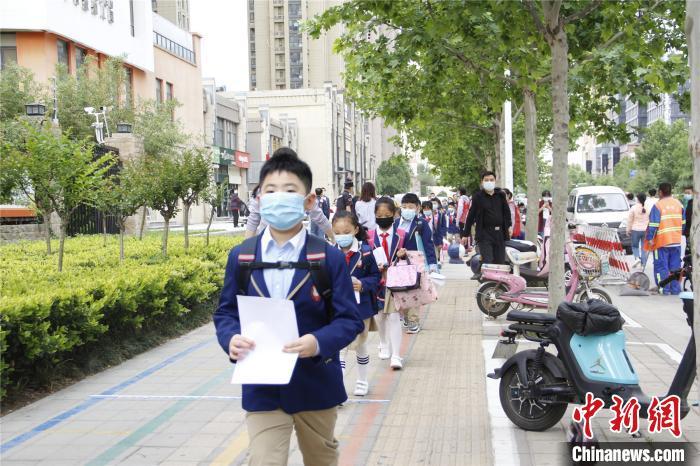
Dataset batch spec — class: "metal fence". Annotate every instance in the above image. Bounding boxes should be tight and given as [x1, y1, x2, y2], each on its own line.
[66, 145, 121, 236]
[572, 224, 630, 283]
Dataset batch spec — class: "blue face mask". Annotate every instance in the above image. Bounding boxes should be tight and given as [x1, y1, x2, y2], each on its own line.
[260, 192, 306, 231]
[335, 234, 354, 248]
[401, 208, 416, 221]
[684, 193, 692, 201]
[423, 210, 432, 217]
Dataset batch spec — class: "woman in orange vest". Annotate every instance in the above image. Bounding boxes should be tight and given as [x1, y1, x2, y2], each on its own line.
[645, 182, 686, 295]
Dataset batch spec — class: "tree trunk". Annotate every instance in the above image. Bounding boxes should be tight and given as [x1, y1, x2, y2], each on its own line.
[183, 202, 190, 251]
[523, 88, 540, 244]
[162, 216, 170, 257]
[102, 213, 107, 247]
[138, 206, 146, 240]
[543, 1, 569, 314]
[44, 217, 52, 255]
[206, 204, 216, 246]
[492, 119, 501, 176]
[119, 222, 125, 261]
[685, 0, 700, 401]
[58, 219, 67, 272]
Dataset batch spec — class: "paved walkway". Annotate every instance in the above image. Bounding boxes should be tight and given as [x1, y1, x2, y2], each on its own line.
[1, 263, 491, 465]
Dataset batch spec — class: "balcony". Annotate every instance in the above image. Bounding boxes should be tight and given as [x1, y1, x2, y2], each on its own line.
[274, 15, 285, 21]
[274, 47, 285, 53]
[275, 77, 286, 84]
[273, 0, 284, 5]
[274, 31, 285, 38]
[275, 62, 285, 69]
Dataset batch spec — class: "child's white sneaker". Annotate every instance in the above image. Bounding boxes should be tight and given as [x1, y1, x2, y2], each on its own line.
[390, 356, 403, 370]
[378, 344, 390, 360]
[353, 380, 369, 396]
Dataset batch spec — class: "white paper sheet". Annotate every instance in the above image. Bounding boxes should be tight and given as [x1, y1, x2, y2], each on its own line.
[372, 246, 389, 266]
[231, 296, 299, 385]
[354, 291, 361, 303]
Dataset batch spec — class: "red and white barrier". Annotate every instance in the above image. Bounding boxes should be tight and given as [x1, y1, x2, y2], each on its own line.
[572, 225, 630, 281]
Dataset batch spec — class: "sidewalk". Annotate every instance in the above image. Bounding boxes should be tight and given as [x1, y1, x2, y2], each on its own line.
[1, 263, 491, 465]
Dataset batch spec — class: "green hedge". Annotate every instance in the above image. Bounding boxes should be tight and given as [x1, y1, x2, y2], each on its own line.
[0, 233, 240, 400]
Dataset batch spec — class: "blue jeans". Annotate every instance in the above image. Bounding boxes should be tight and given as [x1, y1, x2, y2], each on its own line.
[630, 230, 647, 265]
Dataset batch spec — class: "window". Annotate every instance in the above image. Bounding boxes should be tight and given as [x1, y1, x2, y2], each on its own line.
[75, 47, 87, 70]
[156, 78, 163, 103]
[215, 117, 225, 146]
[225, 120, 236, 149]
[0, 33, 17, 70]
[57, 39, 69, 68]
[575, 193, 629, 214]
[129, 0, 135, 36]
[166, 82, 173, 101]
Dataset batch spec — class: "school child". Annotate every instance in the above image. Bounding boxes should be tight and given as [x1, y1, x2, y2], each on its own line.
[332, 211, 381, 395]
[446, 202, 460, 243]
[395, 193, 438, 334]
[422, 200, 447, 266]
[214, 148, 363, 466]
[367, 197, 406, 370]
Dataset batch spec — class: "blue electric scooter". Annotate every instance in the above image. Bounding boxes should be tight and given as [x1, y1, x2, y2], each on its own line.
[488, 259, 694, 431]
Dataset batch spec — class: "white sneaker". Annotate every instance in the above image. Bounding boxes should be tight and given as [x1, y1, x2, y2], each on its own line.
[378, 345, 390, 360]
[353, 380, 369, 396]
[390, 356, 403, 370]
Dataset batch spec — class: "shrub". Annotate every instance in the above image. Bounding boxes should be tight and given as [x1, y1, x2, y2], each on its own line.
[0, 233, 239, 400]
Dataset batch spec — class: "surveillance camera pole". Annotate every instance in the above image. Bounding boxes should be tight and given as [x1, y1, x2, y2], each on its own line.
[50, 76, 59, 126]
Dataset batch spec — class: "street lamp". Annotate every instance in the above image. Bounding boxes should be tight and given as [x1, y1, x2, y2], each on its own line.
[25, 103, 46, 117]
[116, 122, 132, 133]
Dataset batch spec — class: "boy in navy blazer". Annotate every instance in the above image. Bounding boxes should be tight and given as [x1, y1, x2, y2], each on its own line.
[394, 193, 437, 334]
[214, 148, 363, 466]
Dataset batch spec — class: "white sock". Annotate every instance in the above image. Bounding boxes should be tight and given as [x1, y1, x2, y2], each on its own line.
[388, 312, 402, 358]
[376, 314, 388, 350]
[356, 344, 369, 382]
[340, 348, 347, 375]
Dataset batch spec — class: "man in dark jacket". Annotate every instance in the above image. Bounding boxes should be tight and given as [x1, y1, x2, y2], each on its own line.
[336, 181, 355, 214]
[228, 191, 242, 228]
[464, 171, 512, 265]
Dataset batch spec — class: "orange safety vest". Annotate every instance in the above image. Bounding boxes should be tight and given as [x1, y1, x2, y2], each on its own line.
[646, 197, 684, 250]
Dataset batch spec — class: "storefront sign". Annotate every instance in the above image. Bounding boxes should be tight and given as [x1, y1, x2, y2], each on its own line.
[218, 147, 234, 165]
[235, 151, 251, 168]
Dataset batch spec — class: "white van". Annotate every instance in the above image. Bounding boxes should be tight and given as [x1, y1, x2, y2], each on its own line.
[566, 186, 630, 229]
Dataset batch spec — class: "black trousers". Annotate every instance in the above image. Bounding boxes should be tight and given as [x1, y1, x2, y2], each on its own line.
[478, 228, 506, 265]
[231, 210, 239, 227]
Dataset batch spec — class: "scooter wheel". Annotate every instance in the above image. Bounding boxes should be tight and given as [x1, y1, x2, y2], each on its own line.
[499, 364, 568, 431]
[576, 287, 612, 304]
[476, 282, 510, 317]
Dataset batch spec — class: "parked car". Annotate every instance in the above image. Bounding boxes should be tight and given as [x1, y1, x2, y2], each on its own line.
[566, 186, 632, 253]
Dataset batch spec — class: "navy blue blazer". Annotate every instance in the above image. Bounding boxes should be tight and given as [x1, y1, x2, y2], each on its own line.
[447, 212, 460, 234]
[427, 213, 447, 246]
[393, 217, 437, 265]
[341, 242, 381, 320]
[213, 235, 364, 414]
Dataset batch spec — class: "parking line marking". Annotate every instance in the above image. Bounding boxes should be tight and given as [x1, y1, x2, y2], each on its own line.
[618, 310, 642, 328]
[482, 339, 520, 466]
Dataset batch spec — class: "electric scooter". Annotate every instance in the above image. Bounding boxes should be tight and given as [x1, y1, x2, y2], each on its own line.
[476, 241, 612, 317]
[487, 260, 694, 431]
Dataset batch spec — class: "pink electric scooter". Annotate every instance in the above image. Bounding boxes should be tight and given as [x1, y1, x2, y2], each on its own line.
[476, 241, 612, 317]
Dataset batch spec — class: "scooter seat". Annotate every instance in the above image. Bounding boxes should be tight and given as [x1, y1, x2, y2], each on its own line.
[506, 249, 539, 265]
[506, 310, 556, 324]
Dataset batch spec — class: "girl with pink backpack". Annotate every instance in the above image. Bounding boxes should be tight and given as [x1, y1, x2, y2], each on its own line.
[366, 197, 406, 370]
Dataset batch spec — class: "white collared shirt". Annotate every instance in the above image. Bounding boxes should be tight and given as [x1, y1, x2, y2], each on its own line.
[261, 226, 307, 299]
[375, 225, 393, 257]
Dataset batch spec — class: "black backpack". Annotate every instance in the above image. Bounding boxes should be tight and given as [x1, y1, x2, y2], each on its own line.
[236, 234, 334, 322]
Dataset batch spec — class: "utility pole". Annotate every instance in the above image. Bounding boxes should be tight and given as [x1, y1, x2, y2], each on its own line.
[504, 70, 513, 191]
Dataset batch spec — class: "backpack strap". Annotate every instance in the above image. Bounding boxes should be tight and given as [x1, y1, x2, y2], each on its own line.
[366, 229, 376, 247]
[305, 234, 334, 323]
[237, 236, 260, 296]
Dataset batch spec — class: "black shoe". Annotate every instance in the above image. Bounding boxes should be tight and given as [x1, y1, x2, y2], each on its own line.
[471, 274, 481, 281]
